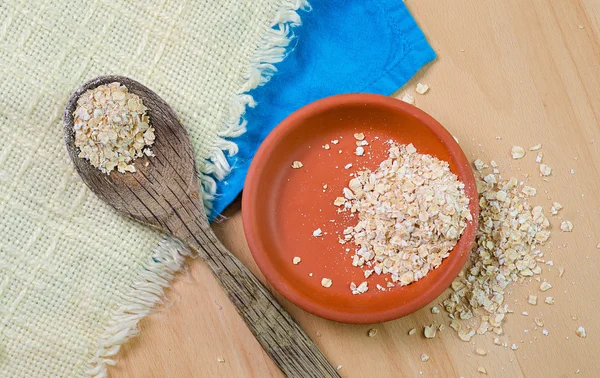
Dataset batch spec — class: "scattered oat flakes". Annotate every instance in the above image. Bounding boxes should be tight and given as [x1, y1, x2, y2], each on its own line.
[550, 202, 562, 215]
[323, 144, 330, 150]
[293, 256, 301, 265]
[344, 163, 353, 169]
[539, 163, 552, 176]
[450, 320, 461, 332]
[334, 197, 346, 206]
[416, 83, 430, 95]
[291, 161, 304, 169]
[542, 329, 549, 336]
[355, 146, 365, 156]
[409, 328, 417, 336]
[401, 93, 415, 105]
[476, 348, 487, 356]
[331, 139, 339, 145]
[323, 184, 328, 190]
[528, 295, 538, 305]
[313, 228, 323, 237]
[424, 324, 437, 339]
[321, 278, 332, 288]
[576, 326, 586, 338]
[354, 133, 365, 141]
[443, 162, 551, 338]
[511, 344, 518, 350]
[560, 220, 573, 232]
[535, 152, 543, 163]
[473, 159, 488, 172]
[540, 282, 552, 291]
[534, 318, 544, 327]
[522, 311, 529, 316]
[493, 338, 501, 345]
[478, 367, 487, 374]
[522, 186, 537, 196]
[431, 307, 440, 314]
[350, 281, 369, 295]
[73, 82, 154, 174]
[511, 146, 526, 159]
[337, 365, 342, 371]
[545, 296, 555, 305]
[217, 357, 225, 363]
[458, 329, 475, 342]
[529, 144, 542, 151]
[421, 353, 430, 362]
[558, 267, 565, 277]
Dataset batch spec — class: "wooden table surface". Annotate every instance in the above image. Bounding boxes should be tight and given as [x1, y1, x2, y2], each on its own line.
[110, 1, 600, 377]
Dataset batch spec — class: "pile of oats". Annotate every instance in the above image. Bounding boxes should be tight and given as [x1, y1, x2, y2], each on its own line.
[337, 142, 471, 290]
[442, 161, 551, 337]
[73, 82, 154, 174]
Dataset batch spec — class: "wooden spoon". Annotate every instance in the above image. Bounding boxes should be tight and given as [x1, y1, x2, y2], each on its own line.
[63, 76, 339, 377]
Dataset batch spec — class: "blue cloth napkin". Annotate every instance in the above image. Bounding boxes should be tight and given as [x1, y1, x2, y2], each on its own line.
[210, 0, 436, 220]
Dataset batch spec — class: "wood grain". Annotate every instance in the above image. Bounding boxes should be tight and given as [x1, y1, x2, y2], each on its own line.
[63, 76, 338, 377]
[111, 1, 600, 377]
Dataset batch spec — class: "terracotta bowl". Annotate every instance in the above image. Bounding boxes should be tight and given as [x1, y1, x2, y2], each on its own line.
[242, 94, 479, 324]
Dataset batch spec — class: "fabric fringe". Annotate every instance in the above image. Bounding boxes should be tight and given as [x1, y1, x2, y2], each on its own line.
[85, 1, 309, 376]
[85, 238, 189, 377]
[198, 0, 310, 212]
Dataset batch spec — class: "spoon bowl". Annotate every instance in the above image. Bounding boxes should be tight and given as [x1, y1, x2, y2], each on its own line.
[63, 76, 200, 230]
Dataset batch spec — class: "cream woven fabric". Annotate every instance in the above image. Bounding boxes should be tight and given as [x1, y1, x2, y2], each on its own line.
[0, 0, 306, 376]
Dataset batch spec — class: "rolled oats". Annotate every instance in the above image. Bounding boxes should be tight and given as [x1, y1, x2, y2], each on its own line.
[560, 220, 573, 232]
[442, 160, 551, 338]
[539, 164, 552, 176]
[293, 256, 301, 265]
[321, 278, 332, 288]
[424, 324, 437, 339]
[511, 146, 526, 159]
[528, 295, 538, 305]
[73, 82, 154, 173]
[551, 202, 563, 215]
[401, 94, 415, 105]
[416, 83, 430, 95]
[576, 326, 586, 338]
[291, 161, 304, 169]
[338, 142, 470, 289]
[421, 353, 430, 362]
[350, 281, 369, 295]
[536, 152, 543, 163]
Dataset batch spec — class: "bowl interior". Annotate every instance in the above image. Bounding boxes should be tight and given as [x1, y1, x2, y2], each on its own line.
[243, 94, 478, 323]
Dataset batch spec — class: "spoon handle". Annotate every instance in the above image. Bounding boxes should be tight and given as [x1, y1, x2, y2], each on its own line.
[175, 204, 339, 377]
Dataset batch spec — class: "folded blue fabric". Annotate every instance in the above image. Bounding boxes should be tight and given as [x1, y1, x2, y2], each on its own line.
[210, 0, 436, 220]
